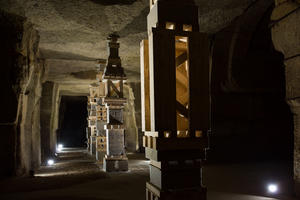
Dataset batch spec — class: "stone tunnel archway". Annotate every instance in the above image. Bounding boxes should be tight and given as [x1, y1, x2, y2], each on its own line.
[210, 0, 293, 162]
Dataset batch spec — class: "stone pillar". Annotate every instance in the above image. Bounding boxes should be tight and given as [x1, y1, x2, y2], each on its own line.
[40, 81, 59, 164]
[271, 0, 300, 196]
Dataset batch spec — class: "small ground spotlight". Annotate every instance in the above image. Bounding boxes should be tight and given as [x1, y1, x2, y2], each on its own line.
[47, 159, 54, 166]
[57, 144, 63, 152]
[267, 184, 278, 194]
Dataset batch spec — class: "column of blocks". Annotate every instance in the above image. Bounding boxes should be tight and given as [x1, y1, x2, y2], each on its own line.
[141, 0, 211, 199]
[102, 34, 128, 172]
[87, 73, 108, 162]
[97, 105, 107, 121]
[95, 100, 107, 163]
[87, 94, 97, 155]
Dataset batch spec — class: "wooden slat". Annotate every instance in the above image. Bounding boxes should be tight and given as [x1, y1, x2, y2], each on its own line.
[140, 40, 151, 132]
[150, 29, 177, 137]
[175, 52, 187, 67]
[146, 182, 161, 198]
[176, 68, 188, 87]
[176, 101, 188, 118]
[147, 136, 153, 148]
[155, 137, 208, 151]
[145, 131, 159, 137]
[188, 33, 210, 137]
[146, 148, 206, 161]
[108, 80, 121, 97]
[150, 160, 161, 169]
[143, 136, 147, 147]
[144, 136, 208, 151]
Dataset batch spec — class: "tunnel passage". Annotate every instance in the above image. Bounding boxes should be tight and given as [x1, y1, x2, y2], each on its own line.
[58, 96, 88, 148]
[0, 0, 299, 199]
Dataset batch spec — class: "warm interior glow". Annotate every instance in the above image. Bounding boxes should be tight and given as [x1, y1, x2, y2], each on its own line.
[183, 24, 193, 32]
[175, 36, 189, 136]
[195, 130, 203, 138]
[166, 22, 176, 30]
[164, 131, 171, 138]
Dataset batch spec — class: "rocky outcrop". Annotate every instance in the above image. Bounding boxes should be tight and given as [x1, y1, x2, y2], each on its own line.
[40, 81, 60, 164]
[271, 0, 300, 196]
[0, 10, 46, 177]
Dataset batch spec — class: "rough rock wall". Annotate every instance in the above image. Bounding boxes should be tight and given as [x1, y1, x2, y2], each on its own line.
[210, 0, 293, 162]
[123, 84, 139, 152]
[271, 0, 300, 196]
[128, 82, 142, 151]
[18, 59, 46, 175]
[0, 10, 46, 177]
[40, 82, 60, 164]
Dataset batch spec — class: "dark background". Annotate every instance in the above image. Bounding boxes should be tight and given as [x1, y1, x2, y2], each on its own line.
[58, 96, 88, 147]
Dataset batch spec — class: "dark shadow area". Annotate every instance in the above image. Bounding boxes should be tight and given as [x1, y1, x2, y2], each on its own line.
[207, 1, 294, 198]
[210, 0, 293, 164]
[58, 96, 88, 147]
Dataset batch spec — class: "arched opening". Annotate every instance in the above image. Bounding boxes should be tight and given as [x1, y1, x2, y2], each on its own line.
[206, 1, 294, 196]
[58, 96, 88, 148]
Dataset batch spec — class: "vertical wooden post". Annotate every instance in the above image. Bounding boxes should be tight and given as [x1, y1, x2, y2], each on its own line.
[141, 0, 210, 199]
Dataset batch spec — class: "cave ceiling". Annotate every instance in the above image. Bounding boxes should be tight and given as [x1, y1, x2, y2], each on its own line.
[0, 0, 252, 95]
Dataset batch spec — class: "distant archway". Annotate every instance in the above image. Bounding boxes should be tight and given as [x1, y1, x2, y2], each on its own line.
[58, 96, 88, 147]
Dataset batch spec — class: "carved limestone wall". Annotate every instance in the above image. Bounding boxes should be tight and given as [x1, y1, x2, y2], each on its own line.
[0, 10, 47, 177]
[271, 0, 300, 196]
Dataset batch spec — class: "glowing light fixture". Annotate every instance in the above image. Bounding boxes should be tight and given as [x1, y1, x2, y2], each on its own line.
[47, 159, 54, 166]
[57, 144, 63, 152]
[267, 184, 278, 193]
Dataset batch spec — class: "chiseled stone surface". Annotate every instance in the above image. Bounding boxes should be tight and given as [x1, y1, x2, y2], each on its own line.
[0, 10, 47, 177]
[0, 0, 253, 94]
[290, 100, 300, 197]
[271, 0, 300, 196]
[271, 1, 300, 59]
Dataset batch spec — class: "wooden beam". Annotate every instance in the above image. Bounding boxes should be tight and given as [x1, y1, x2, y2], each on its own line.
[140, 40, 151, 132]
[188, 33, 210, 137]
[175, 52, 187, 67]
[176, 101, 188, 118]
[150, 29, 177, 136]
[108, 80, 122, 97]
[176, 68, 188, 87]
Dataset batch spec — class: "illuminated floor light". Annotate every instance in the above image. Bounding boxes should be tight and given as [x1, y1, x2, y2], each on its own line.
[47, 159, 54, 166]
[57, 144, 63, 152]
[267, 184, 278, 193]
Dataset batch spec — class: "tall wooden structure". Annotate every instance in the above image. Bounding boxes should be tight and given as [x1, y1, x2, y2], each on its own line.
[141, 0, 210, 199]
[102, 34, 128, 172]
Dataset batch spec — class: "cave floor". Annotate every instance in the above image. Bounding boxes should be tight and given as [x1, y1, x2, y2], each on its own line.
[0, 148, 296, 200]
